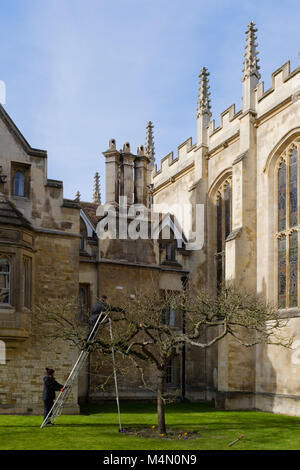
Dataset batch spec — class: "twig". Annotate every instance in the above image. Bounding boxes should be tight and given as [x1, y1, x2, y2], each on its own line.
[228, 434, 244, 447]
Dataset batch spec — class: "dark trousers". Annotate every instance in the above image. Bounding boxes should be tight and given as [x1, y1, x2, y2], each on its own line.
[43, 398, 54, 422]
[85, 325, 96, 341]
[86, 315, 102, 341]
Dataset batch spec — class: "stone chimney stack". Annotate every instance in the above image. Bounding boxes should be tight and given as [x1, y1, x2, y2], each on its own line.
[102, 138, 120, 206]
[134, 145, 149, 206]
[242, 21, 260, 112]
[120, 142, 135, 206]
[196, 67, 211, 146]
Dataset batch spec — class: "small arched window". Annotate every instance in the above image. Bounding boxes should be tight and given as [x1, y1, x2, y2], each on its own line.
[14, 171, 25, 196]
[0, 257, 10, 304]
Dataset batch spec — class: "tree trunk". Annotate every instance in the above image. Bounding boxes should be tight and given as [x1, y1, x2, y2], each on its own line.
[157, 369, 166, 434]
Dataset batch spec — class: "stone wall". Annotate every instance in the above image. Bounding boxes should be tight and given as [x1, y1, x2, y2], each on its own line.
[0, 232, 80, 414]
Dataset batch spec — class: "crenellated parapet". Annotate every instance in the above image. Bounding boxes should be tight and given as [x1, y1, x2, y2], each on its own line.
[208, 104, 242, 153]
[255, 55, 300, 118]
[153, 137, 196, 182]
[209, 104, 241, 136]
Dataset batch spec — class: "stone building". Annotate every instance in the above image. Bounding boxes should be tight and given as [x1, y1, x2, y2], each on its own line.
[152, 22, 300, 415]
[0, 104, 192, 412]
[1, 21, 300, 416]
[0, 104, 81, 414]
[77, 140, 193, 402]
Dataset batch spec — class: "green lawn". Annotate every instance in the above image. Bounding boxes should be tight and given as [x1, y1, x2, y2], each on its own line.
[0, 401, 299, 450]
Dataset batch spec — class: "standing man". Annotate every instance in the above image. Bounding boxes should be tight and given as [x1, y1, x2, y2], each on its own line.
[86, 295, 109, 341]
[86, 295, 123, 341]
[42, 367, 64, 426]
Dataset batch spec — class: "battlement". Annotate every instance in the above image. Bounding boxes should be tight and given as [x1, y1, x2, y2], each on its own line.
[153, 137, 196, 181]
[255, 55, 300, 117]
[256, 56, 300, 100]
[209, 104, 241, 136]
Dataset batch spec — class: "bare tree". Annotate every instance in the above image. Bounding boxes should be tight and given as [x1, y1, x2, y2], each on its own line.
[33, 285, 293, 434]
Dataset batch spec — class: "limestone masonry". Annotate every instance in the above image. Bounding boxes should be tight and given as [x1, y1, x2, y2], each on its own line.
[0, 22, 299, 415]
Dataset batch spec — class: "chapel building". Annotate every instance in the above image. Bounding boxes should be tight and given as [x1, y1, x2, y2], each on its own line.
[0, 22, 300, 416]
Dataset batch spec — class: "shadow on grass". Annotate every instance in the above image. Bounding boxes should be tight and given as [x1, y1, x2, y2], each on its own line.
[0, 423, 106, 428]
[0, 420, 298, 431]
[1, 402, 299, 435]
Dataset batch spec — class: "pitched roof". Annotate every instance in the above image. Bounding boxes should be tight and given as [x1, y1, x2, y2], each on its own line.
[0, 105, 47, 158]
[79, 201, 100, 227]
[0, 194, 32, 228]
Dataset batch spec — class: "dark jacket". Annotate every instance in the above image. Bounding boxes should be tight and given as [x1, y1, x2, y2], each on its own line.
[43, 376, 63, 401]
[88, 301, 123, 327]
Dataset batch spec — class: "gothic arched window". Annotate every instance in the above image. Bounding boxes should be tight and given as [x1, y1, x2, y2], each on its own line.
[276, 145, 299, 308]
[215, 178, 232, 289]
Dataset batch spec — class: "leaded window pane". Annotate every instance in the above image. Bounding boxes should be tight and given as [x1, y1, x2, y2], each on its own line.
[216, 181, 231, 293]
[0, 258, 10, 304]
[289, 148, 298, 227]
[217, 195, 222, 253]
[278, 237, 286, 308]
[278, 162, 286, 232]
[224, 184, 231, 239]
[169, 306, 176, 327]
[166, 359, 174, 384]
[289, 231, 298, 307]
[216, 255, 223, 290]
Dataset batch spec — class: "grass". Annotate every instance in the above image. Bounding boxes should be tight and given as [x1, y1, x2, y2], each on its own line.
[0, 401, 299, 450]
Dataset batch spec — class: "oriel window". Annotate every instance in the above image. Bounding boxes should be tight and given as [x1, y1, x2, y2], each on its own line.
[0, 257, 10, 304]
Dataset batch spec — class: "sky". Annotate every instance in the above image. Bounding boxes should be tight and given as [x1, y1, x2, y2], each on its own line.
[1, 0, 300, 201]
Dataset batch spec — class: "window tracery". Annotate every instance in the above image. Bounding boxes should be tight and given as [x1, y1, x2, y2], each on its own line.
[276, 143, 300, 308]
[215, 177, 232, 289]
